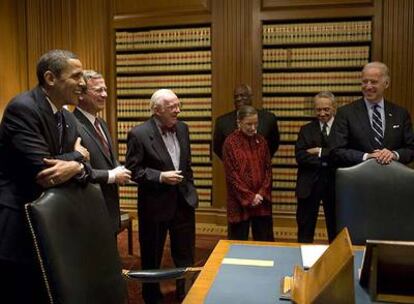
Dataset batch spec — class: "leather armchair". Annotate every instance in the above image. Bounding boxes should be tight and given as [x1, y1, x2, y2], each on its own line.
[335, 159, 414, 245]
[25, 183, 201, 304]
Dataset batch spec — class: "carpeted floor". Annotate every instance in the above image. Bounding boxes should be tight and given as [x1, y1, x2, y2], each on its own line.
[117, 230, 222, 304]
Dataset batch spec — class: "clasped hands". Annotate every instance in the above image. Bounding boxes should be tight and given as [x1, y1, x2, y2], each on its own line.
[160, 170, 184, 185]
[251, 194, 263, 207]
[36, 137, 89, 188]
[367, 148, 397, 165]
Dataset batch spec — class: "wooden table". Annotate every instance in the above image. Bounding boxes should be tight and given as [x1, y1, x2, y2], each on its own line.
[183, 240, 300, 304]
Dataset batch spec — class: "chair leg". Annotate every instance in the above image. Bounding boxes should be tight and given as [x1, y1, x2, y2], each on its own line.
[127, 219, 133, 255]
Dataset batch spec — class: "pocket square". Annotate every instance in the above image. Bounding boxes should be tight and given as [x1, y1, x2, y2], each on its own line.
[393, 124, 400, 129]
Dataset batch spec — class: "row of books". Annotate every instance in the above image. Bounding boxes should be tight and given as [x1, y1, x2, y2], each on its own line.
[273, 180, 296, 189]
[117, 50, 211, 65]
[263, 46, 369, 68]
[273, 167, 298, 180]
[263, 20, 371, 45]
[117, 120, 212, 141]
[116, 63, 211, 73]
[117, 74, 211, 88]
[116, 27, 211, 51]
[272, 190, 297, 204]
[118, 109, 211, 119]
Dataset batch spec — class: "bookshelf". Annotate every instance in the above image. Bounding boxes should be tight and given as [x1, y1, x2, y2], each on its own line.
[262, 19, 372, 218]
[115, 25, 213, 212]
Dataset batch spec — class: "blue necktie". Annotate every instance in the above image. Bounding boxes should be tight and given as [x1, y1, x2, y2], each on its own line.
[372, 104, 384, 148]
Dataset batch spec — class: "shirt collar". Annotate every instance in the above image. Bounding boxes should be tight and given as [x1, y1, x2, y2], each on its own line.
[364, 98, 385, 110]
[319, 116, 335, 129]
[77, 107, 97, 125]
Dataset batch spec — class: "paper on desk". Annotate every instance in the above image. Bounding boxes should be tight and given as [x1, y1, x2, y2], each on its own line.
[222, 257, 274, 267]
[300, 245, 328, 269]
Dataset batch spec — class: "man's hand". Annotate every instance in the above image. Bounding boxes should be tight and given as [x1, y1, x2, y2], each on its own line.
[368, 148, 396, 165]
[252, 194, 263, 207]
[114, 167, 132, 186]
[306, 147, 321, 155]
[160, 170, 184, 185]
[36, 159, 83, 188]
[74, 137, 90, 161]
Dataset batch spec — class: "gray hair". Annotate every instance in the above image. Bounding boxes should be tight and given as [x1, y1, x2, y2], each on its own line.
[36, 49, 78, 86]
[237, 105, 258, 121]
[149, 89, 177, 113]
[362, 61, 390, 82]
[83, 70, 103, 83]
[314, 91, 336, 106]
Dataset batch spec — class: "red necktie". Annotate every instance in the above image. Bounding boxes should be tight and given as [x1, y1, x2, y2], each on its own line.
[94, 118, 111, 157]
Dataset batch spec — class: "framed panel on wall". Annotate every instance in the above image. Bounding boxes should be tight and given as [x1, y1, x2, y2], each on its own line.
[115, 25, 213, 212]
[262, 19, 372, 237]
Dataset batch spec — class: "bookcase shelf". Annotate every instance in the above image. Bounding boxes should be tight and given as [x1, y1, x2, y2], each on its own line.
[262, 18, 372, 212]
[115, 24, 213, 208]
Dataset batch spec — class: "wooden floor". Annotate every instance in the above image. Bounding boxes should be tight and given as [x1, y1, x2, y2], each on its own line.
[117, 230, 222, 304]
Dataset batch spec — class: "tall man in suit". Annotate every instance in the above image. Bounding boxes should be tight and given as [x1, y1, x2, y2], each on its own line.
[331, 61, 414, 166]
[74, 70, 131, 234]
[213, 84, 280, 159]
[126, 89, 198, 304]
[0, 49, 90, 303]
[295, 92, 337, 243]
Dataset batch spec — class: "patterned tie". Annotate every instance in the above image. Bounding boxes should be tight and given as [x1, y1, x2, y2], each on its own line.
[94, 118, 111, 157]
[55, 110, 64, 153]
[321, 122, 328, 147]
[372, 104, 384, 148]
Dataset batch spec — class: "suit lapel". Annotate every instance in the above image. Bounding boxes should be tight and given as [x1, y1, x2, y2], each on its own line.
[149, 118, 175, 170]
[34, 87, 61, 155]
[176, 122, 187, 170]
[74, 109, 114, 166]
[354, 99, 377, 149]
[98, 117, 117, 164]
[383, 100, 394, 147]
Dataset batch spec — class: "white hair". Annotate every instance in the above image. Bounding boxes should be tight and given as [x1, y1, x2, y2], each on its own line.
[149, 89, 177, 113]
[362, 62, 390, 82]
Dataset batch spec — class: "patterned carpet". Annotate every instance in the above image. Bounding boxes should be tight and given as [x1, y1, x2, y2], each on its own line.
[117, 229, 222, 303]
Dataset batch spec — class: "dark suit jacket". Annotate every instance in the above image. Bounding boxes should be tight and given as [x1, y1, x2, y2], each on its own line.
[213, 109, 280, 159]
[74, 108, 121, 233]
[125, 117, 198, 222]
[295, 119, 334, 199]
[0, 86, 88, 262]
[331, 98, 414, 167]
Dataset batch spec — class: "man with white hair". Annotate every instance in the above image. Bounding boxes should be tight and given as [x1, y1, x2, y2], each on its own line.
[331, 61, 414, 166]
[126, 89, 198, 304]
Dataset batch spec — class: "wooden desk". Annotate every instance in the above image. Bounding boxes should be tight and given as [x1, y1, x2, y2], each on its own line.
[183, 240, 300, 304]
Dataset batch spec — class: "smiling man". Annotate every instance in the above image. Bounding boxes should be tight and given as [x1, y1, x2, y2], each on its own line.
[295, 92, 337, 243]
[126, 89, 198, 304]
[0, 49, 90, 303]
[331, 61, 414, 166]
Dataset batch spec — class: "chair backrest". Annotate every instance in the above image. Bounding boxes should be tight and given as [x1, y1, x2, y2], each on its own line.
[336, 159, 414, 245]
[25, 182, 126, 304]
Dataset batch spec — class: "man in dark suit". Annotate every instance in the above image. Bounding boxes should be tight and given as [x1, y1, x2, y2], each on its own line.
[126, 89, 198, 304]
[331, 61, 414, 166]
[213, 84, 280, 159]
[0, 49, 90, 303]
[74, 70, 131, 234]
[295, 92, 337, 243]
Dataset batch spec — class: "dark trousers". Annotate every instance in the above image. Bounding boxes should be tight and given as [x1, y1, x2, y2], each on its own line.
[138, 197, 195, 304]
[0, 258, 48, 304]
[228, 216, 274, 241]
[296, 175, 336, 243]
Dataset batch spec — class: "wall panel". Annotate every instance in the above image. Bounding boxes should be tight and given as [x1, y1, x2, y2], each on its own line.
[382, 0, 414, 113]
[0, 0, 27, 119]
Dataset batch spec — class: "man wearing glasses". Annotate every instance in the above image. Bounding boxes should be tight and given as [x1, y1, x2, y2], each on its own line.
[74, 70, 131, 235]
[213, 84, 280, 159]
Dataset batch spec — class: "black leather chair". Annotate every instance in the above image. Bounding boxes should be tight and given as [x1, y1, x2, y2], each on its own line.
[335, 159, 414, 245]
[25, 182, 201, 303]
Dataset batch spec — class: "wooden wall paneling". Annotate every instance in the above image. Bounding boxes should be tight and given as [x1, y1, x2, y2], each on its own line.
[382, 0, 414, 114]
[71, 0, 111, 120]
[114, 0, 210, 16]
[0, 0, 28, 119]
[211, 0, 259, 211]
[25, 0, 74, 87]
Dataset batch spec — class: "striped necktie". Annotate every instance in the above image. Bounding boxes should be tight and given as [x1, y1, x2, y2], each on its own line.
[94, 118, 111, 157]
[371, 104, 384, 148]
